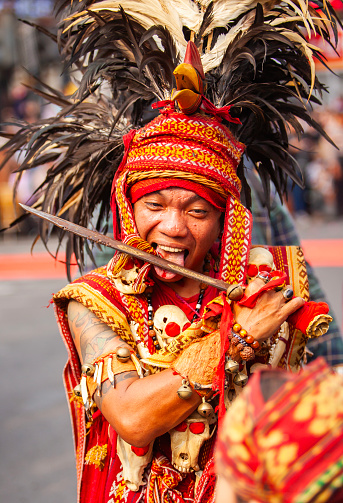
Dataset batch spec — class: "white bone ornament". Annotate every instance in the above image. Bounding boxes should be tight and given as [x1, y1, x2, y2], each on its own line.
[169, 410, 216, 475]
[247, 248, 292, 372]
[250, 322, 290, 374]
[112, 263, 140, 294]
[153, 305, 190, 349]
[116, 436, 154, 491]
[269, 322, 290, 367]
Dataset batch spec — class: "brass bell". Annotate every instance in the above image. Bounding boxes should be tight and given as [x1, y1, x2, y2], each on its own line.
[233, 372, 248, 387]
[227, 284, 244, 301]
[116, 346, 131, 362]
[225, 358, 239, 374]
[81, 362, 95, 377]
[177, 379, 193, 400]
[197, 397, 214, 417]
[73, 384, 82, 397]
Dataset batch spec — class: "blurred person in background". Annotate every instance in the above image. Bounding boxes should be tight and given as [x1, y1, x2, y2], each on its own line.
[316, 104, 343, 218]
[248, 171, 343, 371]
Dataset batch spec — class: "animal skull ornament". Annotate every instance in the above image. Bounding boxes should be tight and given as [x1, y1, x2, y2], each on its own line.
[153, 305, 191, 349]
[169, 410, 216, 473]
[116, 436, 154, 491]
[112, 261, 140, 294]
[246, 246, 275, 283]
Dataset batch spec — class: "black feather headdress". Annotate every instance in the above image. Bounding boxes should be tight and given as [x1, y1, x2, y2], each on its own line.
[1, 0, 342, 275]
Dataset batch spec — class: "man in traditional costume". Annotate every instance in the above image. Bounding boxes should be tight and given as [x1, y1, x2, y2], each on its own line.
[53, 95, 310, 503]
[1, 1, 342, 502]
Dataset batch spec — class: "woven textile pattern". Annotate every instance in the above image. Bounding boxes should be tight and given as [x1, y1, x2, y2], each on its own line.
[146, 454, 185, 503]
[54, 268, 137, 349]
[115, 171, 136, 236]
[266, 246, 310, 371]
[216, 359, 343, 503]
[220, 198, 252, 284]
[125, 112, 244, 200]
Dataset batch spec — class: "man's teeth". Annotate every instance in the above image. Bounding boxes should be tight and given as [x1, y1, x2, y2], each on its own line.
[158, 245, 184, 253]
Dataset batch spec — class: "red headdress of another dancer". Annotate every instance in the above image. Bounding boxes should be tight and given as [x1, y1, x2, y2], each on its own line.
[216, 358, 343, 503]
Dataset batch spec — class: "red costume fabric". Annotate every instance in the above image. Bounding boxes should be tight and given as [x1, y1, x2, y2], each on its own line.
[54, 266, 219, 503]
[53, 241, 321, 503]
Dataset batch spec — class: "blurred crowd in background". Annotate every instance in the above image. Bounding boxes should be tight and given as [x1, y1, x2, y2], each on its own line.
[0, 1, 343, 233]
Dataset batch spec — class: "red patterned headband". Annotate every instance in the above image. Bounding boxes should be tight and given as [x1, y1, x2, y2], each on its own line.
[129, 178, 226, 211]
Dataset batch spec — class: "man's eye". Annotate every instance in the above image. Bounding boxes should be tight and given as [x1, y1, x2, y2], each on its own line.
[146, 202, 162, 209]
[190, 208, 207, 216]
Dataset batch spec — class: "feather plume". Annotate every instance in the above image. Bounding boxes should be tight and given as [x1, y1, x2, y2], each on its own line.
[1, 0, 342, 273]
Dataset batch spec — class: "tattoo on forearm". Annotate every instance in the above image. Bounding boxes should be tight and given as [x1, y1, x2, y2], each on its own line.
[82, 330, 118, 362]
[69, 308, 103, 340]
[68, 302, 120, 361]
[113, 371, 138, 386]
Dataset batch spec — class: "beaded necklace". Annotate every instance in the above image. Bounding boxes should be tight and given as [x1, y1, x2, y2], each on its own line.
[146, 254, 211, 351]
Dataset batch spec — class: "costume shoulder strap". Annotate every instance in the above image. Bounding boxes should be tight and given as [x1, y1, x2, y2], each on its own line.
[54, 266, 134, 345]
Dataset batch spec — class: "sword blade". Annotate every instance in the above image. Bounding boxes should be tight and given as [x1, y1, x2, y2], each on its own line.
[20, 203, 233, 293]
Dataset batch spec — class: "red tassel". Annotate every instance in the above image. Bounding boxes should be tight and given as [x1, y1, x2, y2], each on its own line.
[238, 271, 287, 308]
[288, 301, 330, 333]
[213, 298, 233, 422]
[201, 96, 241, 124]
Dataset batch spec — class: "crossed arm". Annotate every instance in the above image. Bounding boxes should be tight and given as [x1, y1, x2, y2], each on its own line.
[67, 300, 201, 447]
[67, 279, 304, 446]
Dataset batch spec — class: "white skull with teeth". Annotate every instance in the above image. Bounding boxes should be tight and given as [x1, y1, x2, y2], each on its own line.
[153, 305, 191, 348]
[112, 261, 140, 294]
[169, 410, 216, 473]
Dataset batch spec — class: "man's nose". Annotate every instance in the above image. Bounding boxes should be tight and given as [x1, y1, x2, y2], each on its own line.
[159, 210, 188, 237]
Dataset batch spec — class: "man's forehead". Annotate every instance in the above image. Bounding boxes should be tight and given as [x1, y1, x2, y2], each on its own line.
[137, 188, 212, 205]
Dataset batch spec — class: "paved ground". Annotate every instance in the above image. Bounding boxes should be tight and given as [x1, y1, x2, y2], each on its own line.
[0, 277, 76, 503]
[0, 215, 342, 502]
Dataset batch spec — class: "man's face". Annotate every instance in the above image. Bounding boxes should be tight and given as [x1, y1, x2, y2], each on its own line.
[133, 187, 222, 282]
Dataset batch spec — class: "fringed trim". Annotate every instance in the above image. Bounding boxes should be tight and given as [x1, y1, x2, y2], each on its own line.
[69, 393, 84, 406]
[85, 444, 108, 470]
